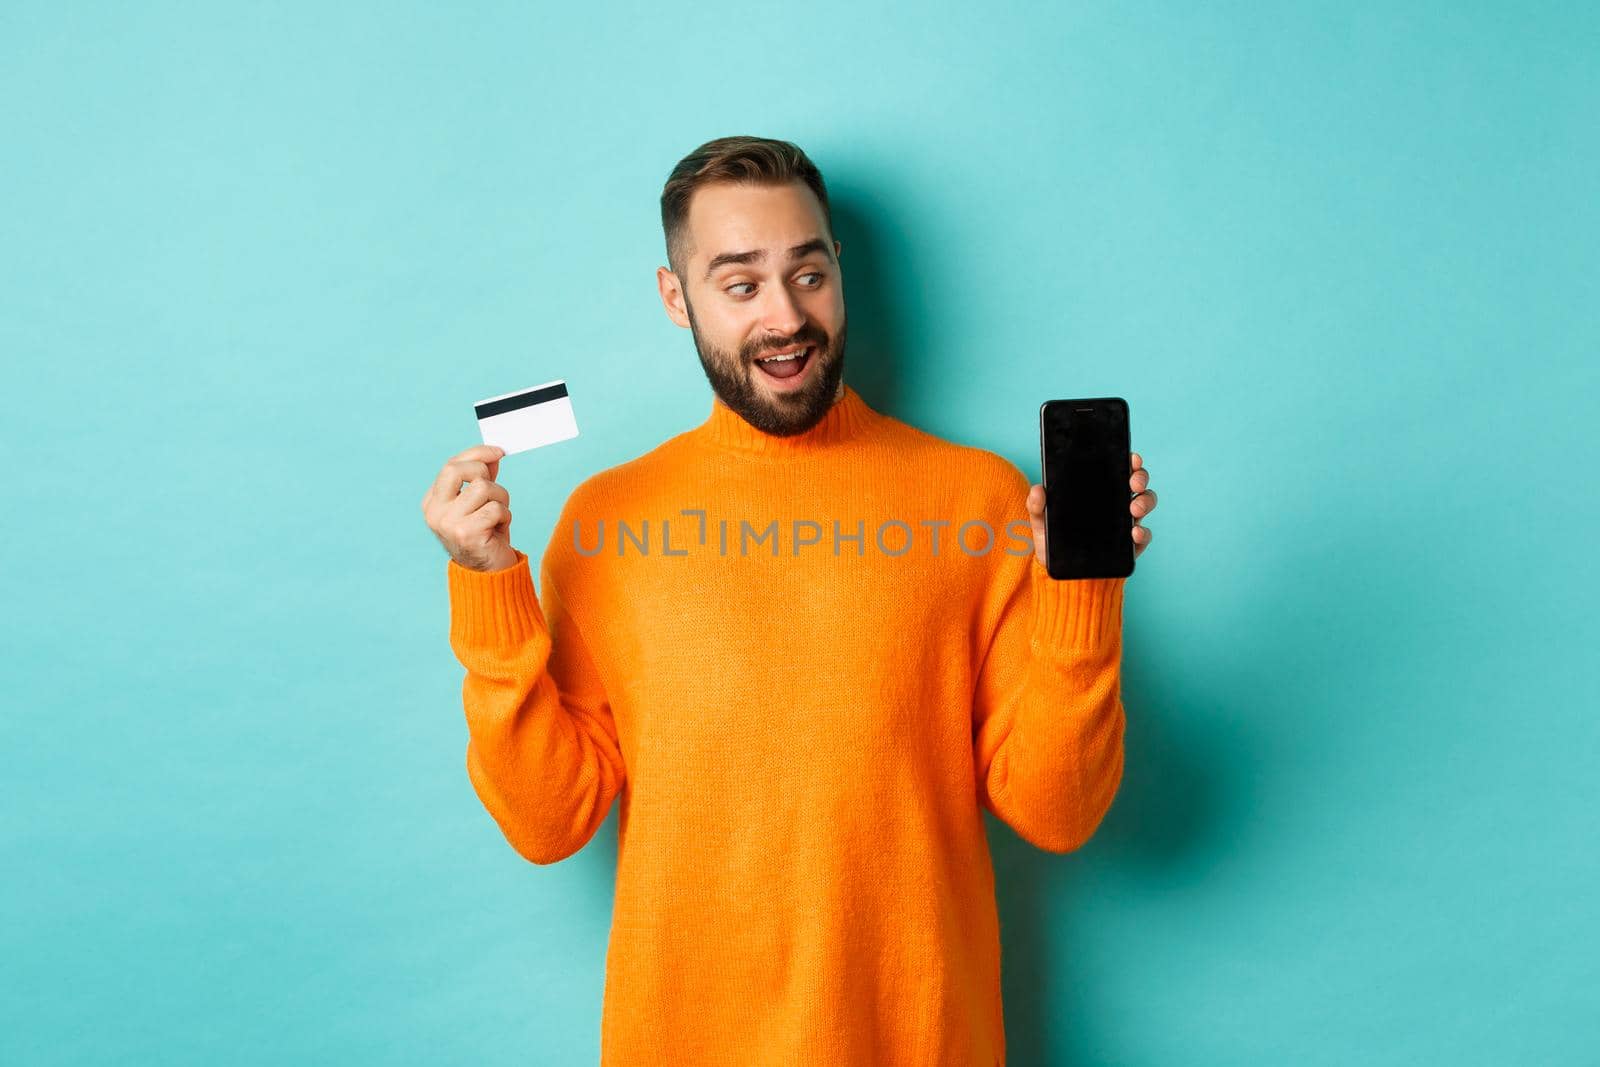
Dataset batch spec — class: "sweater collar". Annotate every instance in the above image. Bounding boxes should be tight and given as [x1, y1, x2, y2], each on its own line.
[692, 382, 874, 456]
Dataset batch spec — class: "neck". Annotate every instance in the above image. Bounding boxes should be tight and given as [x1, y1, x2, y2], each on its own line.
[694, 380, 872, 456]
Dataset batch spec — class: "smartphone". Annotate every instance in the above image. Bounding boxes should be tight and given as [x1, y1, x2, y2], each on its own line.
[1039, 397, 1134, 580]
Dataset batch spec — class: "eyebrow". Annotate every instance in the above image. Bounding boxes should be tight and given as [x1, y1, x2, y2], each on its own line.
[703, 237, 832, 282]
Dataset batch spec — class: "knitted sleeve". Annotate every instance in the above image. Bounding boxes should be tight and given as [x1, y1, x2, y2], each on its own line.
[446, 533, 626, 865]
[970, 465, 1127, 853]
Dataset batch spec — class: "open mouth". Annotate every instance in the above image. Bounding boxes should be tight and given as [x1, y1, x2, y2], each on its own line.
[754, 345, 814, 382]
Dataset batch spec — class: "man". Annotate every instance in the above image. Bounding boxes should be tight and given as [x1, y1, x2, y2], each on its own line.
[421, 135, 1157, 1066]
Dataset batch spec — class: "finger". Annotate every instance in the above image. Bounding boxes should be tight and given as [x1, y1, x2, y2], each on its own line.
[1131, 488, 1157, 518]
[1132, 523, 1152, 556]
[1024, 486, 1048, 561]
[426, 460, 487, 511]
[427, 453, 500, 509]
[1131, 452, 1143, 471]
[447, 477, 510, 520]
[448, 444, 505, 484]
[1129, 467, 1149, 493]
[470, 498, 512, 536]
[450, 443, 506, 465]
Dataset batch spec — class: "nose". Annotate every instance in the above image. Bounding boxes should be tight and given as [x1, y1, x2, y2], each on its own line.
[758, 283, 807, 341]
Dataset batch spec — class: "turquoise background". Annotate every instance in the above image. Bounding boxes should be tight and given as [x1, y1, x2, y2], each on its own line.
[4, 2, 1596, 1064]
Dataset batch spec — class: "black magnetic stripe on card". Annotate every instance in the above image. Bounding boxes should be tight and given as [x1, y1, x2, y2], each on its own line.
[475, 382, 569, 419]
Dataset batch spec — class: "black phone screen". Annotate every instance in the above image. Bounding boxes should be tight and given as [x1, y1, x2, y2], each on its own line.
[1040, 397, 1133, 580]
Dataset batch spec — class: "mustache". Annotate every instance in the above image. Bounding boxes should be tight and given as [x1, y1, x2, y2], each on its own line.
[745, 332, 827, 360]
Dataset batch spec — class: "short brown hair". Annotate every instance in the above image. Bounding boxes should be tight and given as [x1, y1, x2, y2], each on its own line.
[660, 135, 833, 279]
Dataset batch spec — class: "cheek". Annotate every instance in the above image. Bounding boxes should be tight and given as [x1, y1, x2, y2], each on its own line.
[704, 307, 754, 347]
[803, 292, 843, 330]
[827, 290, 847, 323]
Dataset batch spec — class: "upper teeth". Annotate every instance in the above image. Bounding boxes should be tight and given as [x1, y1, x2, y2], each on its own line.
[759, 348, 808, 362]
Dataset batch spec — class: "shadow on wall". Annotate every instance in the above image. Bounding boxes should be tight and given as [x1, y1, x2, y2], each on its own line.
[985, 484, 1432, 1061]
[987, 607, 1234, 1065]
[822, 188, 913, 416]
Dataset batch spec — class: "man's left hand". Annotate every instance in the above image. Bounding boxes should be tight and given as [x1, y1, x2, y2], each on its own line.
[1025, 451, 1156, 569]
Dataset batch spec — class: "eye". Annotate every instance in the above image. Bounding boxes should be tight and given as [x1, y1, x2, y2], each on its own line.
[725, 271, 825, 297]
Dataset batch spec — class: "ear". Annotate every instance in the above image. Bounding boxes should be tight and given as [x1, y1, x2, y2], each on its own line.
[657, 266, 691, 328]
[834, 239, 842, 259]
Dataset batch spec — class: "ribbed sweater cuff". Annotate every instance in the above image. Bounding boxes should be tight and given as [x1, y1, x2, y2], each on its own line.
[446, 549, 547, 648]
[1028, 558, 1124, 651]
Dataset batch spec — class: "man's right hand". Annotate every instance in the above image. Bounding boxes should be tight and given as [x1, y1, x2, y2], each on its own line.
[422, 444, 519, 572]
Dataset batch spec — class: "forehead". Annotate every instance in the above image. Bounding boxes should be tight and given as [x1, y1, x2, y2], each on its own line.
[685, 181, 829, 265]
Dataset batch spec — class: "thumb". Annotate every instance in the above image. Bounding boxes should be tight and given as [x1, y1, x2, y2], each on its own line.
[1027, 484, 1048, 563]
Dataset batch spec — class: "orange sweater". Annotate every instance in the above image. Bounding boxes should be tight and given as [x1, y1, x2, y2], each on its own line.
[446, 384, 1126, 1066]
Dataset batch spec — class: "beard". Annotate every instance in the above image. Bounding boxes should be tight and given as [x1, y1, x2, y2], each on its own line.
[685, 294, 848, 437]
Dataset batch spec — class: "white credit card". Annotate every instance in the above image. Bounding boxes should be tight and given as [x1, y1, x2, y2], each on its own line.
[475, 380, 580, 455]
